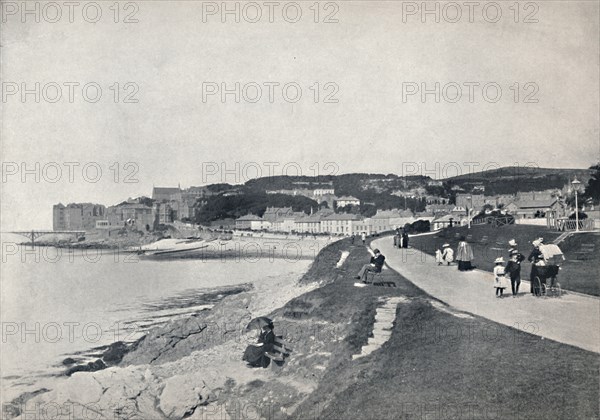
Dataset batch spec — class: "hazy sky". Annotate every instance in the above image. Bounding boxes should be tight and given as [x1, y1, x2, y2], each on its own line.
[2, 0, 599, 229]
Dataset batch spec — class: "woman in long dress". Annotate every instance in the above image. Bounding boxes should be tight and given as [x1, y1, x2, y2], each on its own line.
[527, 238, 545, 294]
[243, 322, 275, 368]
[456, 236, 474, 271]
[402, 231, 409, 248]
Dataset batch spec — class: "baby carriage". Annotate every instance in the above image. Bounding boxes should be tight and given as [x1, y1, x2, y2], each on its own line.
[532, 244, 564, 297]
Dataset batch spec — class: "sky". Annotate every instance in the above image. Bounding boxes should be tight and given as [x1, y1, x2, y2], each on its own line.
[1, 0, 599, 229]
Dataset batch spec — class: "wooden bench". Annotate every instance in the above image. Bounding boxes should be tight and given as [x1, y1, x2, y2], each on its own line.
[575, 243, 595, 260]
[366, 266, 396, 287]
[365, 269, 382, 283]
[373, 280, 397, 287]
[362, 259, 385, 283]
[265, 336, 293, 364]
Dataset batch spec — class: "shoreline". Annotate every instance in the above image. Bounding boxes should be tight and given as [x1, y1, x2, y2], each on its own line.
[20, 234, 340, 261]
[4, 242, 327, 419]
[7, 235, 598, 419]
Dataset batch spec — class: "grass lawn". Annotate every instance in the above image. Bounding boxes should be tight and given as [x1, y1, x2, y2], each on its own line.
[409, 224, 600, 296]
[276, 237, 599, 419]
[556, 232, 600, 296]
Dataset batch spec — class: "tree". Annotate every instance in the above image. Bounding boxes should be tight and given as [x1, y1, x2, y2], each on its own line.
[138, 196, 154, 207]
[194, 192, 318, 224]
[583, 164, 600, 203]
[360, 205, 377, 218]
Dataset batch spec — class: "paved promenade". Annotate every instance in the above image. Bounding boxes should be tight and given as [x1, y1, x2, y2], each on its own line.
[372, 237, 600, 354]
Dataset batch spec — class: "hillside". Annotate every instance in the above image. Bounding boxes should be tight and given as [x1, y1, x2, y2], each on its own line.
[192, 166, 595, 223]
[442, 166, 594, 195]
[444, 166, 592, 182]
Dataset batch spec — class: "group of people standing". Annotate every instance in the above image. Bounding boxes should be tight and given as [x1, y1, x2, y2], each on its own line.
[435, 236, 475, 271]
[493, 238, 550, 297]
[393, 228, 409, 249]
[350, 232, 368, 246]
[437, 235, 557, 299]
[436, 235, 531, 298]
[492, 238, 526, 298]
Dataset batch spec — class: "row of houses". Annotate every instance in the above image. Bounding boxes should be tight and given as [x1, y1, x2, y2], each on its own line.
[265, 187, 335, 197]
[53, 200, 155, 232]
[53, 184, 214, 232]
[152, 186, 214, 223]
[453, 193, 570, 220]
[52, 184, 211, 232]
[53, 203, 107, 231]
[235, 207, 420, 235]
[151, 185, 362, 224]
[265, 187, 361, 209]
[425, 193, 573, 230]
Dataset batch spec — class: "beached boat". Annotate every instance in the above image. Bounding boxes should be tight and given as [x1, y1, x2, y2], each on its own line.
[132, 238, 210, 256]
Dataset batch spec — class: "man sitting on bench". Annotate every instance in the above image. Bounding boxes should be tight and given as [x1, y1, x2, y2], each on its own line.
[355, 248, 385, 282]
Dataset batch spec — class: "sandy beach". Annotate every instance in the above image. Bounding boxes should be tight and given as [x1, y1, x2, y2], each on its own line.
[5, 242, 329, 419]
[6, 235, 599, 420]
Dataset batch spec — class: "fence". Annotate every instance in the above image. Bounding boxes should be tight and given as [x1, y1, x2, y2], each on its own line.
[471, 216, 515, 227]
[514, 218, 548, 226]
[555, 219, 596, 231]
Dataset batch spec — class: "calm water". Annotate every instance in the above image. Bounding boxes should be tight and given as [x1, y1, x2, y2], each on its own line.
[0, 238, 311, 400]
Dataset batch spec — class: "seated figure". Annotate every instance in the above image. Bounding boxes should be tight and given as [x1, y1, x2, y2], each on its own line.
[243, 322, 275, 368]
[355, 248, 386, 282]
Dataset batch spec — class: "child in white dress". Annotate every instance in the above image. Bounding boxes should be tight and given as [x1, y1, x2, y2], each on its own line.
[442, 244, 454, 265]
[436, 249, 443, 265]
[493, 257, 508, 297]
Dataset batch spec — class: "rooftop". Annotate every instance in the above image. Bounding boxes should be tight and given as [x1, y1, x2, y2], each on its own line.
[237, 214, 263, 221]
[323, 213, 363, 221]
[512, 199, 558, 209]
[153, 187, 181, 194]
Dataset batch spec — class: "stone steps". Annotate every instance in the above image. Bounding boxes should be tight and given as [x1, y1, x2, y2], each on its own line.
[353, 296, 406, 360]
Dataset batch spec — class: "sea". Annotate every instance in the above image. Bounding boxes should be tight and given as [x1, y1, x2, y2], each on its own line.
[0, 235, 312, 401]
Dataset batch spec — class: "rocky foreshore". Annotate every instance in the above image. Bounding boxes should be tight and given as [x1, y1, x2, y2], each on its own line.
[5, 240, 342, 419]
[6, 236, 600, 420]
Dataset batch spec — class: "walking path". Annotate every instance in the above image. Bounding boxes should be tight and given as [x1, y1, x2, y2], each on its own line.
[372, 238, 600, 354]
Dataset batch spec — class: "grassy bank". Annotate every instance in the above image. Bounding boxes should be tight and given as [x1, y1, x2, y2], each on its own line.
[10, 235, 598, 419]
[215, 235, 599, 419]
[409, 225, 600, 296]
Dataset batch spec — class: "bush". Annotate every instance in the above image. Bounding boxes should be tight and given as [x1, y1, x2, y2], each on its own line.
[569, 211, 588, 220]
[404, 220, 431, 233]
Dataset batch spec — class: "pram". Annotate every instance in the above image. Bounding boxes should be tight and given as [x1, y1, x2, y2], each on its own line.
[532, 244, 564, 297]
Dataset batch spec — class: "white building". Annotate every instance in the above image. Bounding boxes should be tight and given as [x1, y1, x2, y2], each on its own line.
[321, 213, 362, 235]
[336, 196, 361, 207]
[313, 188, 335, 196]
[370, 209, 416, 232]
[235, 214, 262, 230]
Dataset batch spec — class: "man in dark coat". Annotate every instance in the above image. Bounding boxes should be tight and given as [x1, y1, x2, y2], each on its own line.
[505, 250, 524, 296]
[355, 249, 385, 282]
[402, 231, 409, 248]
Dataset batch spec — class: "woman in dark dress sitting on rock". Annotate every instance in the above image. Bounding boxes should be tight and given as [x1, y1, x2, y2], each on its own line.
[243, 322, 275, 368]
